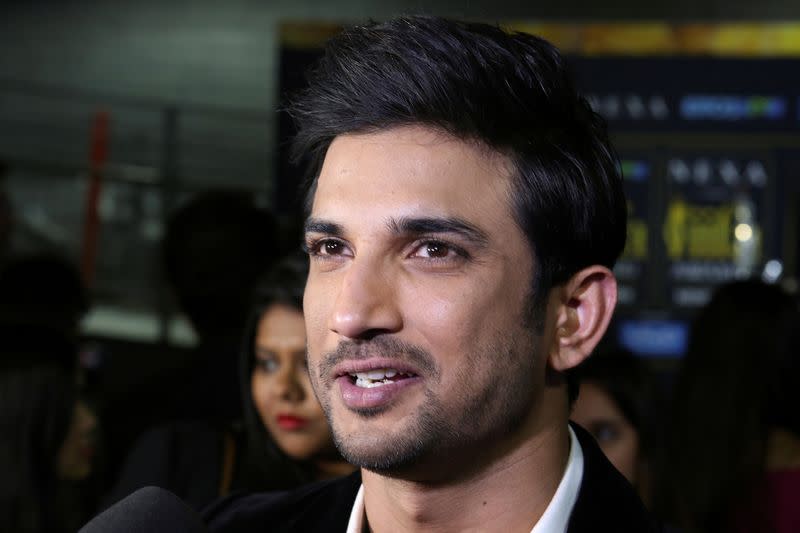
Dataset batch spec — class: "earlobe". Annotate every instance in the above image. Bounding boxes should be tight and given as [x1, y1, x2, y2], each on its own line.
[549, 266, 617, 371]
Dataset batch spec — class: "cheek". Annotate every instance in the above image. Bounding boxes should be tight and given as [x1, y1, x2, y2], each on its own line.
[57, 428, 85, 479]
[619, 431, 640, 465]
[301, 377, 325, 415]
[406, 278, 516, 354]
[604, 431, 640, 481]
[304, 278, 332, 348]
[251, 373, 273, 420]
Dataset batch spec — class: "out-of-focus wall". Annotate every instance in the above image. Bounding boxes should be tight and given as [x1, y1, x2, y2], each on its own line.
[1, 0, 799, 341]
[1, 0, 798, 181]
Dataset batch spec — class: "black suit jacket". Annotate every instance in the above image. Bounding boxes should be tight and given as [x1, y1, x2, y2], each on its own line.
[203, 423, 660, 532]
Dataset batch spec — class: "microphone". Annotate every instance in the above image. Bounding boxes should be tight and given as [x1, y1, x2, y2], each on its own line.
[80, 486, 209, 532]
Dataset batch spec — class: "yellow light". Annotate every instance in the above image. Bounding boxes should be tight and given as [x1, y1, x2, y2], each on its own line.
[735, 223, 753, 242]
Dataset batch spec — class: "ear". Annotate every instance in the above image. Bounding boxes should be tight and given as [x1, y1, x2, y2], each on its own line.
[547, 266, 617, 372]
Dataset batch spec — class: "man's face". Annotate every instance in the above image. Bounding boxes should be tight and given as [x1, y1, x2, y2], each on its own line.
[304, 126, 548, 478]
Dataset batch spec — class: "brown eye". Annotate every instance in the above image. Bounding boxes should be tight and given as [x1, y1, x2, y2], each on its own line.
[425, 242, 449, 257]
[324, 241, 344, 255]
[409, 239, 468, 264]
[416, 240, 455, 259]
[307, 238, 350, 257]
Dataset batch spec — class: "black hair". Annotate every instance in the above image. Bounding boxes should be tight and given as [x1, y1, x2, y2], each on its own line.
[656, 280, 800, 532]
[162, 189, 279, 339]
[0, 329, 78, 533]
[289, 16, 627, 315]
[289, 16, 626, 404]
[235, 252, 316, 491]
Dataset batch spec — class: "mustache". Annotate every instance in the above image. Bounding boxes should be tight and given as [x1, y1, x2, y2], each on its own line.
[317, 336, 439, 381]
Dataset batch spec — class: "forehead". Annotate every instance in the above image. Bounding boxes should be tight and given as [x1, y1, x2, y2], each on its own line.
[257, 304, 305, 340]
[310, 126, 514, 226]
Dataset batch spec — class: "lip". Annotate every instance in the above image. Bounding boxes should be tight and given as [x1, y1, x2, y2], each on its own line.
[276, 414, 309, 430]
[331, 357, 422, 380]
[336, 376, 423, 412]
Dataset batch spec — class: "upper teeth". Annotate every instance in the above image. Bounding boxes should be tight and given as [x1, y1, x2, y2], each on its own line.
[350, 368, 407, 388]
[353, 369, 398, 380]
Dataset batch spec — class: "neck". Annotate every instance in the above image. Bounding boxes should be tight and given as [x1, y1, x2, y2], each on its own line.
[361, 395, 571, 533]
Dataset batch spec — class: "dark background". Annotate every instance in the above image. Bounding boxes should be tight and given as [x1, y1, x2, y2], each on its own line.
[2, 0, 800, 485]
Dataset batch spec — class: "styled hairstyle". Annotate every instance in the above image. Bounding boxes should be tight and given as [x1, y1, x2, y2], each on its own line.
[289, 16, 627, 313]
[236, 253, 315, 491]
[0, 328, 78, 533]
[656, 280, 800, 532]
[162, 189, 279, 338]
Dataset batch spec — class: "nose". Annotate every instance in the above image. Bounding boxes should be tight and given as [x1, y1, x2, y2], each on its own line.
[328, 258, 402, 340]
[273, 361, 305, 403]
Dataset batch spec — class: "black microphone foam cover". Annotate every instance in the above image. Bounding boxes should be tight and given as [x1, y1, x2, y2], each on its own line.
[80, 486, 209, 533]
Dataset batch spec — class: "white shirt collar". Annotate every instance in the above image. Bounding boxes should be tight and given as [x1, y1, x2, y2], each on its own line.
[531, 425, 584, 533]
[345, 483, 366, 533]
[346, 425, 584, 533]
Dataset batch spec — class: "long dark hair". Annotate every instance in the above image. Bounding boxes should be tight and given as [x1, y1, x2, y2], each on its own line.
[234, 252, 317, 491]
[574, 349, 658, 463]
[656, 280, 800, 532]
[0, 326, 77, 533]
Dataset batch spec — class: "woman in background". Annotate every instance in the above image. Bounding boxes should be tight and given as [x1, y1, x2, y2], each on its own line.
[656, 280, 800, 533]
[235, 253, 352, 492]
[0, 327, 98, 533]
[104, 253, 352, 510]
[571, 349, 658, 505]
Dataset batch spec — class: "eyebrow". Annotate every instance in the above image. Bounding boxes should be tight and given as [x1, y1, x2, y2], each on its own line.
[387, 216, 490, 247]
[304, 218, 344, 237]
[304, 216, 490, 248]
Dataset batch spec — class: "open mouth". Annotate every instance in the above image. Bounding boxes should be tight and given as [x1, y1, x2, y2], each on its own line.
[346, 368, 417, 388]
[335, 363, 423, 410]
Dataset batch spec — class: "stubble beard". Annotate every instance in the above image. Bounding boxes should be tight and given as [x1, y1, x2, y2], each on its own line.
[312, 324, 541, 480]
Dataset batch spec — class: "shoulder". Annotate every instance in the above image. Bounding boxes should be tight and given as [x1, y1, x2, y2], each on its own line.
[568, 423, 662, 533]
[105, 420, 228, 510]
[133, 419, 225, 449]
[203, 471, 362, 533]
[126, 419, 227, 472]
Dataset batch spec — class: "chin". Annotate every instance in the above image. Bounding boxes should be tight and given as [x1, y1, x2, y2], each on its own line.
[333, 429, 427, 475]
[60, 465, 92, 482]
[277, 440, 321, 462]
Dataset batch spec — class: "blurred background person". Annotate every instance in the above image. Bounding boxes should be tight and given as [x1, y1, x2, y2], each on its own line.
[571, 349, 659, 506]
[99, 188, 283, 484]
[0, 252, 102, 531]
[160, 188, 281, 423]
[0, 252, 90, 341]
[103, 253, 352, 511]
[655, 280, 800, 533]
[238, 252, 353, 492]
[0, 328, 98, 533]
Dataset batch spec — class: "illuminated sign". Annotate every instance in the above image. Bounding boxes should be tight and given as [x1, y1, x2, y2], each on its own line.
[621, 159, 651, 181]
[680, 95, 787, 121]
[618, 319, 689, 357]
